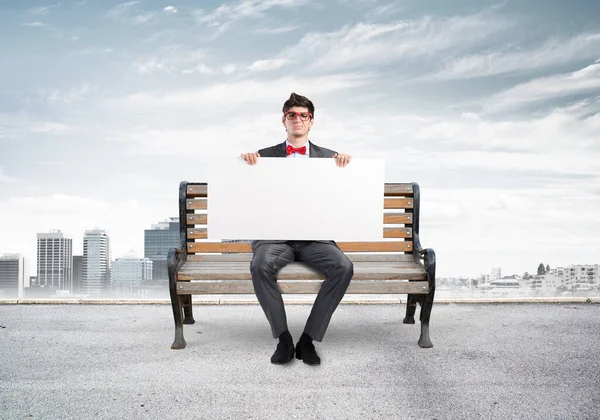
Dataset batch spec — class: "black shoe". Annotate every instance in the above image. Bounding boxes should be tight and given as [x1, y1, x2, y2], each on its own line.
[270, 342, 295, 364]
[295, 341, 321, 365]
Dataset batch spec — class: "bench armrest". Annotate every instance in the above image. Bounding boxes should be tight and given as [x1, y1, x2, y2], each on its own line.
[167, 247, 187, 278]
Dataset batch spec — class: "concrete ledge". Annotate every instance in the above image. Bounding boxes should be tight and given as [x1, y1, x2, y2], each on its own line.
[1, 296, 597, 305]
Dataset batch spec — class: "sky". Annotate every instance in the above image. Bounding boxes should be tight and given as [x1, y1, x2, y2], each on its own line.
[1, 0, 599, 279]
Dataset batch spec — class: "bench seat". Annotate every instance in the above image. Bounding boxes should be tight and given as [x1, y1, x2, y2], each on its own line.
[177, 258, 428, 294]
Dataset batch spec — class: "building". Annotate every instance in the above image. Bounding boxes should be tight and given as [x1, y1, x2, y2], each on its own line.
[0, 254, 25, 298]
[72, 255, 83, 294]
[482, 267, 502, 283]
[111, 253, 153, 297]
[144, 218, 180, 281]
[36, 230, 73, 292]
[568, 265, 599, 289]
[549, 265, 599, 290]
[531, 274, 561, 291]
[82, 229, 110, 296]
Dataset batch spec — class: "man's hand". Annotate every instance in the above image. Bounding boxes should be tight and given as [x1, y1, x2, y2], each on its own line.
[240, 152, 260, 165]
[333, 153, 352, 167]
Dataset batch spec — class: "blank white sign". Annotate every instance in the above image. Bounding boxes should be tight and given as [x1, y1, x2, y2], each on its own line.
[206, 158, 385, 241]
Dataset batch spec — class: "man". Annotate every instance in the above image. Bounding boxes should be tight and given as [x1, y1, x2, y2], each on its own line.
[240, 92, 354, 366]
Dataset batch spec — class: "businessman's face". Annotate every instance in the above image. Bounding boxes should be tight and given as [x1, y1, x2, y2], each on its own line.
[282, 106, 313, 137]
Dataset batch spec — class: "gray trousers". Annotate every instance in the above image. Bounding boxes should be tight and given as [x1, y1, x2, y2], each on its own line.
[250, 241, 354, 342]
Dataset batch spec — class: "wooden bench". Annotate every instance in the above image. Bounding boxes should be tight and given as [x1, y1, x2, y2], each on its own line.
[168, 182, 436, 350]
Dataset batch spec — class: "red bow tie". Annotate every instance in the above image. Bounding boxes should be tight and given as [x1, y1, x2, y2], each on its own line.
[286, 145, 307, 155]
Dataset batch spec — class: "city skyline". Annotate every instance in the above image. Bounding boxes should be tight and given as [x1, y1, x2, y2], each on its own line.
[1, 0, 599, 278]
[2, 237, 598, 298]
[3, 223, 598, 287]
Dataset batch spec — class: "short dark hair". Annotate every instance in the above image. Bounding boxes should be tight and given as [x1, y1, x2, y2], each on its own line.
[282, 92, 314, 119]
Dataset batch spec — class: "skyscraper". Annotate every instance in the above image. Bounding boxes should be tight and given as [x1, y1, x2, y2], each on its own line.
[72, 255, 83, 294]
[82, 229, 110, 296]
[144, 218, 180, 281]
[36, 230, 73, 292]
[111, 253, 153, 297]
[0, 254, 25, 298]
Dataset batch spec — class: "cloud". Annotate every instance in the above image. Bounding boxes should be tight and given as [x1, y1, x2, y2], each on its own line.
[38, 84, 97, 104]
[0, 169, 18, 186]
[483, 62, 600, 113]
[136, 58, 174, 74]
[29, 4, 60, 15]
[194, 0, 311, 34]
[181, 63, 215, 75]
[163, 6, 177, 13]
[107, 1, 139, 17]
[29, 122, 79, 134]
[107, 1, 155, 24]
[367, 2, 405, 18]
[430, 33, 600, 80]
[247, 58, 289, 71]
[21, 22, 51, 27]
[254, 24, 300, 35]
[109, 73, 375, 114]
[256, 12, 509, 72]
[134, 48, 205, 74]
[222, 64, 237, 74]
[133, 13, 155, 24]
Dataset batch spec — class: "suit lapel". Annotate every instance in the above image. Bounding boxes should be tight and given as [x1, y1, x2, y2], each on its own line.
[308, 141, 322, 158]
[273, 141, 287, 157]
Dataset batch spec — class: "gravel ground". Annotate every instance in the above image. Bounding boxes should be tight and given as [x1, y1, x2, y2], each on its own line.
[1, 303, 599, 419]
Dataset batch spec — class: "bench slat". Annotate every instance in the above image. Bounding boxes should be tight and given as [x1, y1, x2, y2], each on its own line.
[186, 198, 413, 211]
[186, 214, 208, 224]
[185, 213, 413, 226]
[186, 183, 414, 198]
[186, 254, 416, 262]
[187, 241, 412, 253]
[186, 228, 413, 240]
[176, 280, 429, 294]
[178, 261, 426, 281]
[384, 198, 414, 209]
[187, 184, 208, 197]
[384, 213, 412, 224]
[186, 199, 207, 210]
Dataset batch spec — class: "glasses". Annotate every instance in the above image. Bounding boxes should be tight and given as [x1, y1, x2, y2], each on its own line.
[284, 111, 312, 121]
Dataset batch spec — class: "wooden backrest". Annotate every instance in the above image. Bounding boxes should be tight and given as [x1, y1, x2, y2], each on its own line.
[179, 182, 420, 255]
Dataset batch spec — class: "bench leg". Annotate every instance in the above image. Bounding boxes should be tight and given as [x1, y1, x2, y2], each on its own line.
[170, 294, 187, 349]
[168, 249, 186, 350]
[418, 290, 434, 348]
[403, 294, 418, 324]
[182, 295, 195, 325]
[417, 249, 436, 349]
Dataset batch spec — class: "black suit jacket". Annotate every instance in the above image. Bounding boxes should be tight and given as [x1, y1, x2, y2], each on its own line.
[251, 140, 338, 251]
